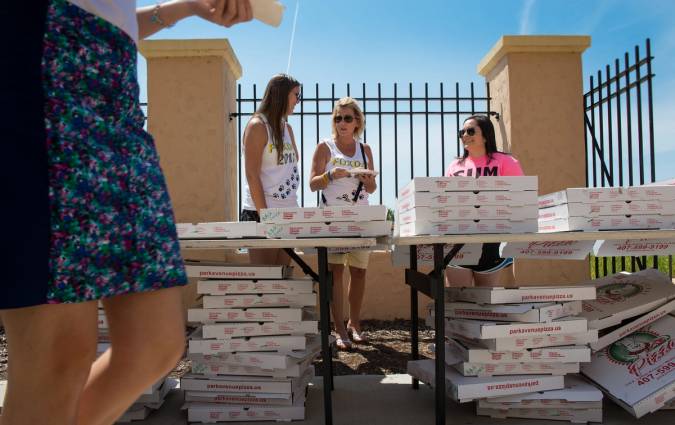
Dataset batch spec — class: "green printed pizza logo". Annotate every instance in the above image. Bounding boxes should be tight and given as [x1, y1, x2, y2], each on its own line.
[596, 283, 644, 304]
[606, 331, 673, 377]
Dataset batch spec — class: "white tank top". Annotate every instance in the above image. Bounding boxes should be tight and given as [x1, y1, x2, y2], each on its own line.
[242, 115, 299, 210]
[322, 139, 370, 206]
[68, 1, 138, 43]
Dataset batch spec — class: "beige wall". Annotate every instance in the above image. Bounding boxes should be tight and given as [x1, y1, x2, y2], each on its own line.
[139, 39, 241, 223]
[479, 36, 591, 285]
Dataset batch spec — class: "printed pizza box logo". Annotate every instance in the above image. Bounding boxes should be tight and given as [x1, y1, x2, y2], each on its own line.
[604, 330, 673, 377]
[596, 282, 646, 304]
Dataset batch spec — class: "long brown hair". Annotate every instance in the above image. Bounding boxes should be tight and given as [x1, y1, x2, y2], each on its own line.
[255, 74, 300, 162]
[458, 115, 501, 165]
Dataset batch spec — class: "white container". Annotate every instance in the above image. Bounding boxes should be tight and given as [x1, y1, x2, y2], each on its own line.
[399, 176, 538, 197]
[500, 240, 595, 260]
[187, 307, 313, 324]
[397, 190, 538, 210]
[538, 214, 673, 232]
[446, 317, 588, 340]
[399, 218, 538, 236]
[260, 205, 387, 223]
[581, 315, 675, 418]
[184, 391, 296, 406]
[201, 321, 318, 339]
[476, 406, 603, 423]
[186, 402, 305, 423]
[398, 204, 538, 223]
[447, 285, 596, 305]
[451, 360, 579, 377]
[538, 186, 675, 208]
[179, 221, 260, 239]
[181, 365, 313, 394]
[390, 243, 482, 267]
[185, 261, 292, 280]
[407, 359, 564, 403]
[191, 352, 316, 378]
[264, 220, 391, 238]
[197, 278, 314, 295]
[441, 300, 582, 323]
[446, 338, 591, 364]
[202, 293, 317, 309]
[447, 329, 599, 352]
[593, 238, 675, 257]
[481, 374, 603, 406]
[539, 200, 675, 220]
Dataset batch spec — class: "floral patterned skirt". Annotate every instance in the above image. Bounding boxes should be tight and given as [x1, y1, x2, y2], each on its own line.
[1, 0, 187, 309]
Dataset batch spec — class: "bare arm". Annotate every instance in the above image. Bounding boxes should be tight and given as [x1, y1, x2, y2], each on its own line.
[358, 144, 377, 194]
[137, 0, 253, 40]
[309, 143, 331, 192]
[244, 119, 269, 212]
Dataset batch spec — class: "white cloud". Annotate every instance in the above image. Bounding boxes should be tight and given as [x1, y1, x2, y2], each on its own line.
[519, 0, 536, 35]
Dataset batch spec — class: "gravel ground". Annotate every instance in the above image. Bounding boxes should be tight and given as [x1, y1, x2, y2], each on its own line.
[1, 320, 434, 382]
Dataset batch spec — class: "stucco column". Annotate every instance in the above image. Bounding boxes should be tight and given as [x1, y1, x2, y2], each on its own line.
[478, 35, 592, 285]
[139, 39, 241, 223]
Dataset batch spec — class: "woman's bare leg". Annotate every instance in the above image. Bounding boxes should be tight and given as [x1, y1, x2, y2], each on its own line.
[0, 302, 98, 425]
[75, 287, 185, 425]
[328, 264, 348, 340]
[346, 266, 367, 332]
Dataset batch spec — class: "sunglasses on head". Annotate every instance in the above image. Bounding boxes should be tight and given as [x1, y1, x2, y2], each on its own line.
[334, 115, 355, 124]
[458, 127, 477, 137]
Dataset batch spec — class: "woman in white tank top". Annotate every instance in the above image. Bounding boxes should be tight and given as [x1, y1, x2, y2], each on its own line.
[242, 74, 301, 265]
[309, 97, 377, 350]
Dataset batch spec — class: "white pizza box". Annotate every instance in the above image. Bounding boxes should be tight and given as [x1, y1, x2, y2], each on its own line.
[479, 399, 602, 409]
[451, 360, 579, 377]
[390, 243, 482, 267]
[399, 176, 538, 197]
[590, 297, 675, 351]
[185, 391, 295, 406]
[593, 238, 675, 257]
[191, 351, 316, 378]
[579, 269, 675, 331]
[399, 218, 538, 236]
[188, 328, 308, 354]
[482, 375, 603, 405]
[440, 300, 582, 323]
[449, 329, 599, 351]
[181, 365, 313, 395]
[188, 307, 315, 324]
[185, 401, 305, 423]
[581, 315, 675, 418]
[500, 240, 595, 260]
[202, 293, 316, 309]
[397, 190, 538, 210]
[135, 377, 177, 404]
[539, 201, 675, 220]
[447, 285, 596, 305]
[116, 404, 156, 422]
[264, 220, 391, 238]
[250, 0, 285, 27]
[187, 336, 322, 370]
[398, 204, 538, 223]
[177, 221, 260, 239]
[475, 406, 602, 423]
[201, 321, 318, 339]
[538, 186, 675, 208]
[260, 205, 387, 223]
[407, 359, 564, 403]
[197, 278, 314, 295]
[446, 317, 588, 340]
[446, 338, 591, 364]
[185, 261, 292, 280]
[538, 215, 674, 232]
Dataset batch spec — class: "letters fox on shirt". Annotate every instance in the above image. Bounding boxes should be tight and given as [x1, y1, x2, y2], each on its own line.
[445, 152, 524, 177]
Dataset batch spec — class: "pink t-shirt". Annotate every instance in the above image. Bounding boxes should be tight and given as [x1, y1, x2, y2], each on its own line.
[444, 152, 524, 177]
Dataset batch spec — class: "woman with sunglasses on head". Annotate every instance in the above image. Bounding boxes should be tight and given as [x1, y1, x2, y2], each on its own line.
[241, 74, 301, 266]
[309, 97, 377, 350]
[445, 115, 524, 287]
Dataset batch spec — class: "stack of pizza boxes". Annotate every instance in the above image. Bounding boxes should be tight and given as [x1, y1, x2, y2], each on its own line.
[408, 284, 602, 422]
[182, 261, 319, 423]
[396, 176, 538, 236]
[538, 185, 675, 232]
[96, 305, 176, 422]
[580, 269, 675, 418]
[259, 205, 390, 238]
[176, 221, 262, 240]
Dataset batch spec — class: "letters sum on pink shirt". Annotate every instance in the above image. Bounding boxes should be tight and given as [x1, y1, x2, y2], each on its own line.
[444, 152, 524, 177]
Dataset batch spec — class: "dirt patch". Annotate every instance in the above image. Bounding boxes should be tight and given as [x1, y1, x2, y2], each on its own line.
[1, 320, 434, 382]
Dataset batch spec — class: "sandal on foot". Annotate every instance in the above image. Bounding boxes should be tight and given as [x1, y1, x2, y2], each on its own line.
[335, 336, 352, 351]
[348, 326, 368, 344]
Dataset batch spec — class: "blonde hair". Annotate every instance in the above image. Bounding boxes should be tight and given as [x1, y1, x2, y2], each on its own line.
[331, 97, 365, 139]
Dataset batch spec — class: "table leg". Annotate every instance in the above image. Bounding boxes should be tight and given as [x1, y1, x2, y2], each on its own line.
[317, 247, 333, 425]
[432, 243, 446, 425]
[410, 244, 419, 390]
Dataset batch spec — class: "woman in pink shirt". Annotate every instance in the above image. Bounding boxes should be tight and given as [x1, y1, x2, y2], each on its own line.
[444, 115, 523, 287]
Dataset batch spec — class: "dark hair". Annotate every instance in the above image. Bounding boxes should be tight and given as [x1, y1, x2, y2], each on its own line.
[458, 115, 499, 165]
[255, 74, 300, 162]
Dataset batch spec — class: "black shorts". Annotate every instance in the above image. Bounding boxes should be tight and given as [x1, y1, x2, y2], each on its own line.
[460, 243, 513, 273]
[240, 209, 261, 223]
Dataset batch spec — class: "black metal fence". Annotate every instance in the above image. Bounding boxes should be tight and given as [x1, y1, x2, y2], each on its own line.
[583, 38, 671, 278]
[232, 82, 494, 211]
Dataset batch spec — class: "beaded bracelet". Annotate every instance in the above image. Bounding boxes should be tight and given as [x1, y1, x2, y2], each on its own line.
[150, 3, 173, 28]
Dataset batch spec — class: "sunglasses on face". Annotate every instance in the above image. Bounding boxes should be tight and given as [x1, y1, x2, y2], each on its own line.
[334, 115, 355, 124]
[293, 92, 301, 100]
[458, 127, 477, 138]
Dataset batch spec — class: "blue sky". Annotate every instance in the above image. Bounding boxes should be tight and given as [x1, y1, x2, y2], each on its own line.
[137, 0, 675, 203]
